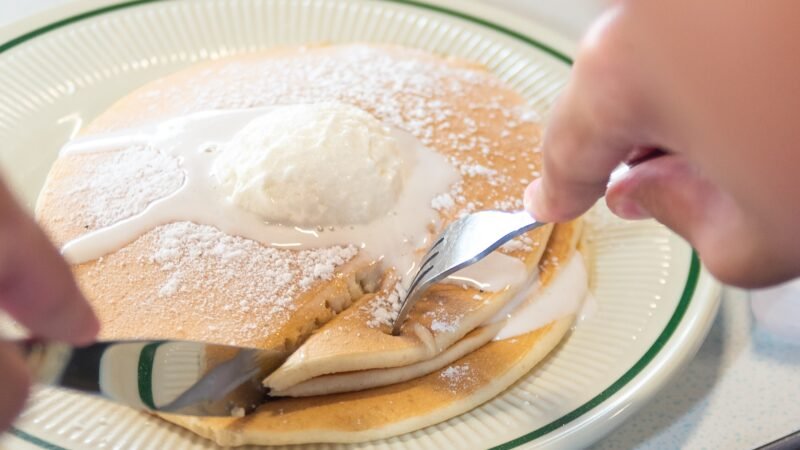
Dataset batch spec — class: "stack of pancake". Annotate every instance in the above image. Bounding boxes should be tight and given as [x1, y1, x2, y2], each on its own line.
[36, 45, 585, 446]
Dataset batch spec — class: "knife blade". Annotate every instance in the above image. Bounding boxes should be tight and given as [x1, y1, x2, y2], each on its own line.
[20, 339, 285, 417]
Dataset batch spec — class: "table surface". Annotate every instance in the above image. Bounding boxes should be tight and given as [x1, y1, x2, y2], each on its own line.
[1, 1, 798, 449]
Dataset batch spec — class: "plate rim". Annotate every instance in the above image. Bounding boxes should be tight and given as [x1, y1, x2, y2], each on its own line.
[0, 1, 720, 448]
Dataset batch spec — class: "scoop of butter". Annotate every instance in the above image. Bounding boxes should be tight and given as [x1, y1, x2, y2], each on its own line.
[211, 103, 405, 226]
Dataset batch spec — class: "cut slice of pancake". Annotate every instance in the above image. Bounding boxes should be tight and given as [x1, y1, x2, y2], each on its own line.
[269, 219, 585, 398]
[264, 228, 551, 391]
[162, 220, 583, 446]
[164, 318, 572, 446]
[271, 320, 504, 397]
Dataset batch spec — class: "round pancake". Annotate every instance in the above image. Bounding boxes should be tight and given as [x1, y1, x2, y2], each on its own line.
[36, 45, 552, 353]
[34, 44, 581, 445]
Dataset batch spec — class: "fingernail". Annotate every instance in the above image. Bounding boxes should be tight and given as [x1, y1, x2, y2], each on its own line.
[608, 196, 651, 220]
[523, 179, 544, 218]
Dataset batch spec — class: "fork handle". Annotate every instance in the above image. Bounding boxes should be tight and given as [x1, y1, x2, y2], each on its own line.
[505, 210, 541, 235]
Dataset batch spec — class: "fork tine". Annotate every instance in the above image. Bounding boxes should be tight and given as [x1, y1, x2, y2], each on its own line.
[403, 244, 440, 297]
[429, 236, 445, 251]
[391, 261, 436, 335]
[403, 264, 434, 304]
[418, 250, 440, 272]
[389, 233, 447, 335]
[391, 284, 425, 336]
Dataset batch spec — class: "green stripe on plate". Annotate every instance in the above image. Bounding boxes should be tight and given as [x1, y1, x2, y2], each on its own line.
[8, 427, 66, 450]
[0, 1, 701, 449]
[137, 342, 162, 410]
[491, 252, 700, 450]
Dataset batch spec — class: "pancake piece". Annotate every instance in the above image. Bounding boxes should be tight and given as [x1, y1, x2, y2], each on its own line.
[270, 220, 585, 398]
[270, 321, 504, 398]
[74, 222, 382, 349]
[263, 238, 550, 391]
[165, 319, 572, 446]
[163, 220, 583, 446]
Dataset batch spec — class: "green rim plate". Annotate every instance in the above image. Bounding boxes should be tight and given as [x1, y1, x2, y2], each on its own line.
[0, 1, 700, 448]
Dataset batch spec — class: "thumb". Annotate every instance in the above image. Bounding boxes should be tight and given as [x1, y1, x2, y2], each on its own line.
[605, 154, 722, 240]
[0, 180, 99, 344]
[604, 154, 781, 286]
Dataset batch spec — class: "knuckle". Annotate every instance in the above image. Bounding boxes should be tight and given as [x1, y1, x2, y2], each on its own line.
[695, 237, 770, 288]
[573, 14, 650, 139]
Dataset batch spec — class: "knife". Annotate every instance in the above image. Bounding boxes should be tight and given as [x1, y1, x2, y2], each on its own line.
[20, 339, 285, 417]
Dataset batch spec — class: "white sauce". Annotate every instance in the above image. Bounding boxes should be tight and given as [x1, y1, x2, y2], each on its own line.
[59, 108, 460, 281]
[491, 254, 590, 341]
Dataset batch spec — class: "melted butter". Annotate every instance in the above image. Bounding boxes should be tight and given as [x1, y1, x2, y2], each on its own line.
[58, 108, 459, 279]
[491, 253, 589, 341]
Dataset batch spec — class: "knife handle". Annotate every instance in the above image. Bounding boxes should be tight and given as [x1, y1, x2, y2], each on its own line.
[19, 340, 74, 385]
[19, 340, 109, 394]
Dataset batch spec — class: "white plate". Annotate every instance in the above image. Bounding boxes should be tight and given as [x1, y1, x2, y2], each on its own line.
[0, 1, 721, 449]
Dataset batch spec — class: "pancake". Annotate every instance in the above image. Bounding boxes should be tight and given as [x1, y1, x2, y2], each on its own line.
[37, 45, 552, 350]
[35, 44, 586, 445]
[163, 220, 582, 446]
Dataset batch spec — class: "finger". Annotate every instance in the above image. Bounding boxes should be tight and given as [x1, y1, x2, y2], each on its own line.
[606, 155, 718, 229]
[0, 182, 99, 344]
[525, 7, 654, 223]
[0, 342, 31, 431]
[606, 155, 785, 287]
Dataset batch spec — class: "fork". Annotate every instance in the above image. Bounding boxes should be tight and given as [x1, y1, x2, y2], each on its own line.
[391, 210, 546, 335]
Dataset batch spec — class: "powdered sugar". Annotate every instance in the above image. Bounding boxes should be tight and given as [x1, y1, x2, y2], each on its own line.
[150, 222, 356, 308]
[132, 222, 357, 343]
[460, 164, 496, 177]
[430, 192, 455, 211]
[365, 283, 405, 329]
[440, 363, 473, 389]
[139, 46, 498, 145]
[65, 146, 183, 229]
[430, 318, 459, 333]
[157, 275, 181, 297]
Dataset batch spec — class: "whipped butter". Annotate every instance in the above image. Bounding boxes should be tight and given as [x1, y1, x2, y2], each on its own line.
[211, 103, 405, 226]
